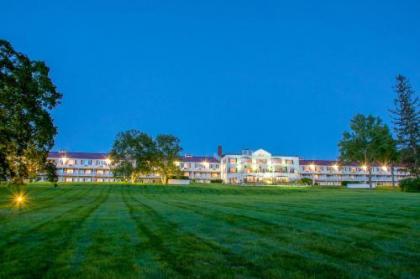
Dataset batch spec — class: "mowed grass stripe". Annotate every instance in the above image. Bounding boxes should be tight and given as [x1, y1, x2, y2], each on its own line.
[149, 189, 420, 278]
[140, 193, 352, 278]
[0, 185, 93, 223]
[121, 185, 181, 278]
[0, 186, 94, 246]
[159, 189, 418, 240]
[124, 186, 265, 278]
[61, 186, 146, 279]
[0, 186, 110, 279]
[0, 184, 419, 278]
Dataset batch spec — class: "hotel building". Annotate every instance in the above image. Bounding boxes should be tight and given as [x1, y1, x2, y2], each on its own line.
[42, 148, 410, 185]
[43, 151, 221, 183]
[177, 155, 221, 183]
[46, 151, 115, 182]
[220, 149, 300, 184]
[299, 160, 410, 186]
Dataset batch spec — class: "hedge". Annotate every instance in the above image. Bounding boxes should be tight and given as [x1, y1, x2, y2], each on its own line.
[399, 178, 420, 192]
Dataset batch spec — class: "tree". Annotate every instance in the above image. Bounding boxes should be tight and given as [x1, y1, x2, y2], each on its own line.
[155, 134, 182, 184]
[109, 130, 157, 183]
[44, 160, 58, 187]
[339, 114, 397, 188]
[390, 75, 419, 177]
[109, 130, 183, 184]
[0, 39, 62, 184]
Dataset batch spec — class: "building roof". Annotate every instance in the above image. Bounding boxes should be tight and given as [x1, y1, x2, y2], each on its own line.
[49, 151, 109, 160]
[49, 151, 219, 163]
[299, 159, 339, 166]
[180, 156, 219, 163]
[299, 159, 394, 167]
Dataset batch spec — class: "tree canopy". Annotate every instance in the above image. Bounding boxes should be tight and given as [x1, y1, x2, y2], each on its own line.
[0, 39, 62, 184]
[339, 114, 397, 188]
[109, 130, 182, 183]
[390, 74, 419, 177]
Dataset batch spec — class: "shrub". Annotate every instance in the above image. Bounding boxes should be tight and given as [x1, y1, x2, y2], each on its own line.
[298, 178, 312, 185]
[399, 178, 420, 192]
[210, 179, 223, 184]
[168, 175, 189, 180]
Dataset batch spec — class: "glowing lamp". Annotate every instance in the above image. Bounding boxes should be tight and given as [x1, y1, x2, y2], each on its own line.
[13, 193, 27, 208]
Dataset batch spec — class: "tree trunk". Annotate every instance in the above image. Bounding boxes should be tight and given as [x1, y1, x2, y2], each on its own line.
[391, 163, 395, 188]
[368, 167, 373, 189]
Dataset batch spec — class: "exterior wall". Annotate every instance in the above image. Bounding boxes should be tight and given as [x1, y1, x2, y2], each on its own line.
[40, 152, 117, 182]
[41, 150, 411, 185]
[220, 149, 300, 184]
[177, 156, 221, 183]
[299, 161, 410, 186]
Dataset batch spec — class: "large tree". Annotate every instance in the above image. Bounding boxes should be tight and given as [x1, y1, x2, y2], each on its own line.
[339, 114, 397, 188]
[155, 134, 183, 184]
[390, 75, 419, 177]
[0, 39, 62, 184]
[109, 130, 182, 184]
[109, 130, 157, 183]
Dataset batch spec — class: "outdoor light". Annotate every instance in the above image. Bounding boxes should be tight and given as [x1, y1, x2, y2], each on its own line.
[202, 161, 209, 168]
[309, 164, 315, 171]
[332, 164, 339, 171]
[382, 165, 388, 172]
[105, 158, 112, 165]
[12, 192, 27, 208]
[361, 165, 367, 171]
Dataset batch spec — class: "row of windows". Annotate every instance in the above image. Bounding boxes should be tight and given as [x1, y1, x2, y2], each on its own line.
[62, 177, 115, 182]
[226, 158, 296, 165]
[53, 159, 110, 167]
[301, 166, 406, 173]
[180, 162, 219, 170]
[59, 169, 112, 175]
[228, 167, 296, 174]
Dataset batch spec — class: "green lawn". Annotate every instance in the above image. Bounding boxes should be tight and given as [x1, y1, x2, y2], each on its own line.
[0, 184, 419, 279]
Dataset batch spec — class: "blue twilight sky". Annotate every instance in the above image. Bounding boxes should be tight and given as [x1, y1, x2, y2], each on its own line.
[2, 0, 420, 159]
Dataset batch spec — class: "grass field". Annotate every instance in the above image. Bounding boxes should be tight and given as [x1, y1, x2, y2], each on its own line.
[0, 184, 419, 279]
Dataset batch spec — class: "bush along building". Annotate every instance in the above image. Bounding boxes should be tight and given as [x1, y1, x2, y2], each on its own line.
[40, 148, 411, 185]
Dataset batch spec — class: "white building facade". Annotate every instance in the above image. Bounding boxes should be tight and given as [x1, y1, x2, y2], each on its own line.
[177, 155, 221, 183]
[46, 151, 116, 182]
[43, 149, 411, 185]
[299, 160, 410, 186]
[220, 149, 300, 184]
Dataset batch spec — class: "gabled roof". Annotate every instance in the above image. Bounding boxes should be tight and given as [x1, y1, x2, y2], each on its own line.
[252, 149, 271, 157]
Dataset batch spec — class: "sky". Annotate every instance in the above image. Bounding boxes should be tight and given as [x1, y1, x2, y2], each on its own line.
[2, 0, 420, 159]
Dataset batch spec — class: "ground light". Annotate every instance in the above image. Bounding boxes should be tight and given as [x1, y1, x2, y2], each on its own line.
[11, 192, 28, 209]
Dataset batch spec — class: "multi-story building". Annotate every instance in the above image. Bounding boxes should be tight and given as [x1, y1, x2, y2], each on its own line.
[177, 155, 221, 183]
[220, 149, 300, 184]
[299, 160, 410, 186]
[42, 149, 411, 185]
[46, 151, 116, 182]
[44, 151, 221, 183]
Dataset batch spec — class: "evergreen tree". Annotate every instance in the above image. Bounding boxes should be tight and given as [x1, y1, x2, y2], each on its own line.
[390, 75, 419, 177]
